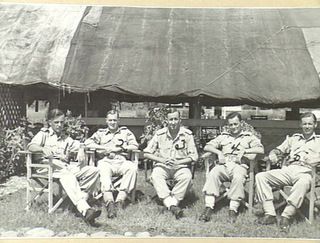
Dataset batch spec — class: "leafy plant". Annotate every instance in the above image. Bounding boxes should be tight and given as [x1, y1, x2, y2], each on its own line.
[0, 118, 36, 182]
[64, 110, 89, 142]
[139, 107, 170, 149]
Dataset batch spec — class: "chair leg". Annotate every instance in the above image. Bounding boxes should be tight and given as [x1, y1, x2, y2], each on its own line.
[309, 166, 316, 224]
[26, 180, 31, 211]
[49, 195, 67, 214]
[48, 183, 67, 214]
[248, 160, 255, 215]
[131, 188, 136, 202]
[48, 174, 53, 213]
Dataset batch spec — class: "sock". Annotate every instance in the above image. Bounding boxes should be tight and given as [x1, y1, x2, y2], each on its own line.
[281, 204, 296, 219]
[205, 195, 215, 209]
[116, 191, 127, 202]
[76, 199, 90, 216]
[171, 196, 178, 206]
[103, 191, 114, 203]
[262, 200, 276, 216]
[229, 200, 240, 213]
[163, 196, 177, 209]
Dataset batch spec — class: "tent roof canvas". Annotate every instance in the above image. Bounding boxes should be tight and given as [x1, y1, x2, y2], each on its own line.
[1, 5, 320, 107]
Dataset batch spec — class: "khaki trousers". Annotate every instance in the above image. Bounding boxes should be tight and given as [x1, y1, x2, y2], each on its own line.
[97, 159, 137, 200]
[255, 164, 311, 208]
[202, 162, 247, 201]
[151, 166, 192, 201]
[53, 163, 100, 214]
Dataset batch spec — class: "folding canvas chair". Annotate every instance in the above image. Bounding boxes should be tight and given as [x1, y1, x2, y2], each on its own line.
[21, 151, 67, 214]
[86, 149, 140, 202]
[265, 159, 320, 224]
[201, 152, 256, 214]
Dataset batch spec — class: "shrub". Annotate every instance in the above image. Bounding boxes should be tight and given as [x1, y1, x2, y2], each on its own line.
[64, 110, 89, 142]
[139, 107, 169, 149]
[0, 118, 36, 182]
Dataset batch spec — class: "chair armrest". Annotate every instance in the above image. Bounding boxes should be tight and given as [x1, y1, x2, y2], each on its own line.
[130, 149, 141, 163]
[201, 152, 212, 159]
[18, 150, 32, 155]
[200, 152, 215, 177]
[29, 163, 51, 169]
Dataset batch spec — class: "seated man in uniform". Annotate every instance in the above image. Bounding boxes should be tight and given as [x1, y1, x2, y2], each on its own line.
[28, 109, 101, 226]
[85, 110, 138, 219]
[144, 109, 199, 219]
[256, 112, 320, 232]
[199, 112, 264, 223]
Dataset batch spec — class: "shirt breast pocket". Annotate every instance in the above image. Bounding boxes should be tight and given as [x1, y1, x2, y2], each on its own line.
[220, 140, 232, 148]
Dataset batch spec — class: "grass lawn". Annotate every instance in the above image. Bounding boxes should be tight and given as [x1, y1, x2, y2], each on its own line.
[0, 168, 320, 239]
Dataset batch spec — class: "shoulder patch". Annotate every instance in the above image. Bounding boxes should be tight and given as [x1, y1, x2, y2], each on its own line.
[97, 128, 108, 132]
[292, 133, 303, 137]
[181, 127, 193, 135]
[220, 131, 230, 136]
[241, 131, 252, 136]
[156, 127, 167, 136]
[40, 127, 49, 132]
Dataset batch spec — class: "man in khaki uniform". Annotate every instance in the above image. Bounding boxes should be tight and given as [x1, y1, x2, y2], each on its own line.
[199, 112, 264, 223]
[256, 112, 320, 231]
[144, 109, 198, 219]
[28, 109, 101, 226]
[85, 110, 138, 219]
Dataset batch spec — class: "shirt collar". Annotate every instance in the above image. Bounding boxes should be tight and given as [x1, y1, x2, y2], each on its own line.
[48, 127, 55, 136]
[105, 127, 121, 135]
[165, 126, 185, 141]
[223, 129, 247, 138]
[296, 132, 317, 141]
[48, 127, 66, 140]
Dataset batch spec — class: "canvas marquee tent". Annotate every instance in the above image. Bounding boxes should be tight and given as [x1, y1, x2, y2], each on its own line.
[0, 4, 320, 108]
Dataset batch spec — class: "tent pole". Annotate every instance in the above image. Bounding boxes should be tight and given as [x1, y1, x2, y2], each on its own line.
[84, 93, 88, 117]
[189, 97, 202, 146]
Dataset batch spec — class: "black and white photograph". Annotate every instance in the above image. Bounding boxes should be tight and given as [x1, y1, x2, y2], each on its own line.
[0, 2, 320, 239]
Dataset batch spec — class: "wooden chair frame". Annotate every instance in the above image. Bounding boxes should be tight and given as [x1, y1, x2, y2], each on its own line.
[201, 152, 255, 214]
[21, 151, 67, 214]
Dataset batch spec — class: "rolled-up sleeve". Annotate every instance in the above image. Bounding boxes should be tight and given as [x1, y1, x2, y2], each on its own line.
[69, 139, 80, 153]
[249, 136, 264, 150]
[27, 131, 45, 149]
[144, 134, 158, 154]
[205, 135, 222, 150]
[126, 130, 139, 147]
[186, 134, 198, 162]
[276, 135, 291, 154]
[84, 131, 101, 146]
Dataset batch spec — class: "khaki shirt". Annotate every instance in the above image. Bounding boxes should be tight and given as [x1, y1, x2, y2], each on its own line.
[277, 133, 320, 168]
[206, 131, 263, 163]
[85, 126, 138, 161]
[28, 127, 79, 158]
[144, 127, 199, 169]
